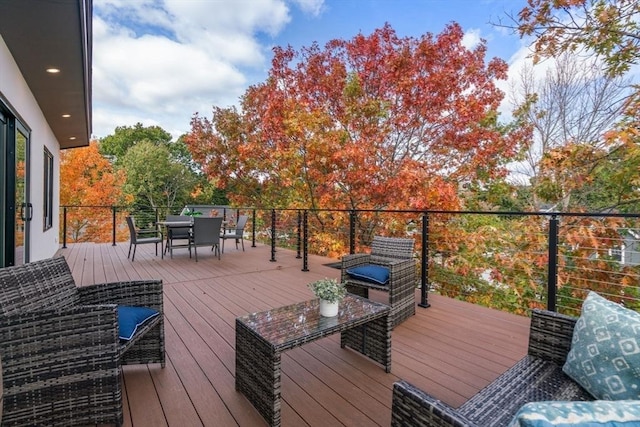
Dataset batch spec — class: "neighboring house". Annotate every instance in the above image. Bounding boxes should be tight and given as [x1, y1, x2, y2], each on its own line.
[0, 1, 92, 267]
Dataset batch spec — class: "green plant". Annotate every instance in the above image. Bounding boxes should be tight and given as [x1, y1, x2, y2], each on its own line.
[308, 278, 347, 303]
[183, 208, 203, 217]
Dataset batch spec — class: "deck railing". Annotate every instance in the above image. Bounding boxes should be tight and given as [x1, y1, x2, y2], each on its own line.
[60, 205, 640, 317]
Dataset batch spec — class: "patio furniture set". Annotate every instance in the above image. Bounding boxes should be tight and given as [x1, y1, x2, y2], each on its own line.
[126, 213, 249, 262]
[1, 235, 634, 426]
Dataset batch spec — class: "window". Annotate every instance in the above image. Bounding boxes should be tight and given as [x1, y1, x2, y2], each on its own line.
[43, 148, 53, 230]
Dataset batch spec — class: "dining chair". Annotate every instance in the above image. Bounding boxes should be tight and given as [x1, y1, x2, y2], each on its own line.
[126, 216, 163, 261]
[220, 215, 248, 253]
[190, 217, 223, 261]
[164, 215, 192, 258]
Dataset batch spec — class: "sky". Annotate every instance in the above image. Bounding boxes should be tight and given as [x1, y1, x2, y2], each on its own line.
[92, 0, 534, 140]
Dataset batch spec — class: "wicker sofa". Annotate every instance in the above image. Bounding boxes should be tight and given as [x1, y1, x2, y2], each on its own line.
[0, 256, 165, 427]
[391, 309, 593, 426]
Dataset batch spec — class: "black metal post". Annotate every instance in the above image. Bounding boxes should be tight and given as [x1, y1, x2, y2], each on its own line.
[419, 213, 430, 308]
[112, 206, 117, 246]
[270, 209, 276, 262]
[296, 210, 302, 259]
[62, 207, 68, 249]
[349, 210, 356, 254]
[302, 210, 309, 271]
[251, 209, 257, 248]
[547, 215, 559, 312]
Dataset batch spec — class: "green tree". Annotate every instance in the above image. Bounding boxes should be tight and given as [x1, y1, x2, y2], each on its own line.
[100, 122, 172, 163]
[120, 141, 196, 212]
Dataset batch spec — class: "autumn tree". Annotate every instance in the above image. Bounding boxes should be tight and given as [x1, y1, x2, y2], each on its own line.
[186, 23, 529, 249]
[60, 141, 130, 242]
[516, 0, 640, 77]
[508, 54, 631, 210]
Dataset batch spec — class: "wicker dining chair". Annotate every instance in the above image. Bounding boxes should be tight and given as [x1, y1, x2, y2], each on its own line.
[0, 256, 165, 426]
[341, 236, 417, 328]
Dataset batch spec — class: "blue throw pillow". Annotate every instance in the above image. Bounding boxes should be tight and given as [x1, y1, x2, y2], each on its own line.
[508, 400, 640, 427]
[563, 292, 640, 400]
[118, 305, 160, 341]
[346, 265, 390, 285]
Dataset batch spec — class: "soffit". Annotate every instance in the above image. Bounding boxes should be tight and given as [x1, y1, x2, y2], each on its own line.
[0, 0, 92, 149]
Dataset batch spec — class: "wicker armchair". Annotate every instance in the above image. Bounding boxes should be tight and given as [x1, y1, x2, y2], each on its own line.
[0, 256, 165, 427]
[391, 309, 592, 427]
[341, 236, 416, 328]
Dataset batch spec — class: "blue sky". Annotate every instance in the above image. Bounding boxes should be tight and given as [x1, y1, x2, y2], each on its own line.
[92, 0, 532, 140]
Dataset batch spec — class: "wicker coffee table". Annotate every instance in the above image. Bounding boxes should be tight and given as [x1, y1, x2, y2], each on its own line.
[235, 294, 392, 426]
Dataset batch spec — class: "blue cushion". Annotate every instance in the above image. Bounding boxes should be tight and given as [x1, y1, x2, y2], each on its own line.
[563, 291, 640, 400]
[508, 400, 640, 427]
[118, 305, 160, 341]
[346, 265, 389, 285]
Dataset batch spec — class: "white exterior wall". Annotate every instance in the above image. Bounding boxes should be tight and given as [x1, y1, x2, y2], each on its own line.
[0, 35, 61, 261]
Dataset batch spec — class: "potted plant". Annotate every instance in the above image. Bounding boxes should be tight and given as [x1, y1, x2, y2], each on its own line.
[308, 278, 347, 317]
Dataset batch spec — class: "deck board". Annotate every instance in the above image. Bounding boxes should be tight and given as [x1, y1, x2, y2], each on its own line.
[58, 240, 531, 426]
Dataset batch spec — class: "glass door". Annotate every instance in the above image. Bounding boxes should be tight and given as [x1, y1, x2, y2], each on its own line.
[0, 106, 30, 267]
[15, 127, 29, 265]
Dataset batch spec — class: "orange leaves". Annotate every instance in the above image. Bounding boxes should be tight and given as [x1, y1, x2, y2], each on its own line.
[186, 23, 525, 216]
[60, 141, 129, 242]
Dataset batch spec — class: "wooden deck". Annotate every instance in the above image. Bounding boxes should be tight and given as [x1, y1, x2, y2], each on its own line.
[57, 240, 531, 427]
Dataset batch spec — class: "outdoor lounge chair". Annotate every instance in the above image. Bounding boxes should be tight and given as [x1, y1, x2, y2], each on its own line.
[390, 309, 593, 426]
[220, 214, 248, 253]
[190, 216, 223, 261]
[126, 215, 163, 261]
[341, 236, 416, 328]
[0, 256, 165, 426]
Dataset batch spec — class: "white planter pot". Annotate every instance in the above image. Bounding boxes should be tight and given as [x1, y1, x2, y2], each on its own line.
[319, 299, 339, 317]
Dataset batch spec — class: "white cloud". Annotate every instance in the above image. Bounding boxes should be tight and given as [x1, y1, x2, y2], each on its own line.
[462, 28, 482, 50]
[92, 0, 322, 139]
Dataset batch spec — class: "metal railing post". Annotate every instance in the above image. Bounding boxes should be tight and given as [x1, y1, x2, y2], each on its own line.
[349, 210, 356, 254]
[270, 209, 277, 262]
[251, 209, 257, 248]
[419, 213, 430, 308]
[302, 210, 309, 271]
[296, 210, 302, 259]
[547, 215, 559, 312]
[112, 206, 117, 246]
[62, 207, 68, 249]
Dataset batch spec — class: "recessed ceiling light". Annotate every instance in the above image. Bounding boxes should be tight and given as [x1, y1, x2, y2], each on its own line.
[62, 114, 71, 118]
[69, 136, 76, 140]
[46, 68, 60, 73]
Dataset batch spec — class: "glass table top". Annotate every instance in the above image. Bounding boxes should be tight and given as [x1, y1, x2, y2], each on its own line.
[237, 294, 389, 346]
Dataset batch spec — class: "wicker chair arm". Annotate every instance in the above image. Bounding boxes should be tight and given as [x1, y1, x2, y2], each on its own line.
[78, 279, 163, 311]
[528, 309, 577, 365]
[391, 380, 479, 427]
[341, 253, 371, 267]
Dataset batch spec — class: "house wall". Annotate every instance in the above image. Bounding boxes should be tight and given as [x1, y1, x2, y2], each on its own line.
[0, 35, 61, 261]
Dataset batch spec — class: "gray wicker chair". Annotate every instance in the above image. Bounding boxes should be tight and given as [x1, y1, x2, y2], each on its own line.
[391, 309, 592, 427]
[341, 236, 416, 328]
[0, 256, 165, 427]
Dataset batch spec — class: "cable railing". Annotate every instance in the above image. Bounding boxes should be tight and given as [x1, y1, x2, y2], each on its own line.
[60, 205, 640, 317]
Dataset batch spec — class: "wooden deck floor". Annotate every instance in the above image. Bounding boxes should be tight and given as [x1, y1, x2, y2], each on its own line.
[57, 240, 531, 427]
